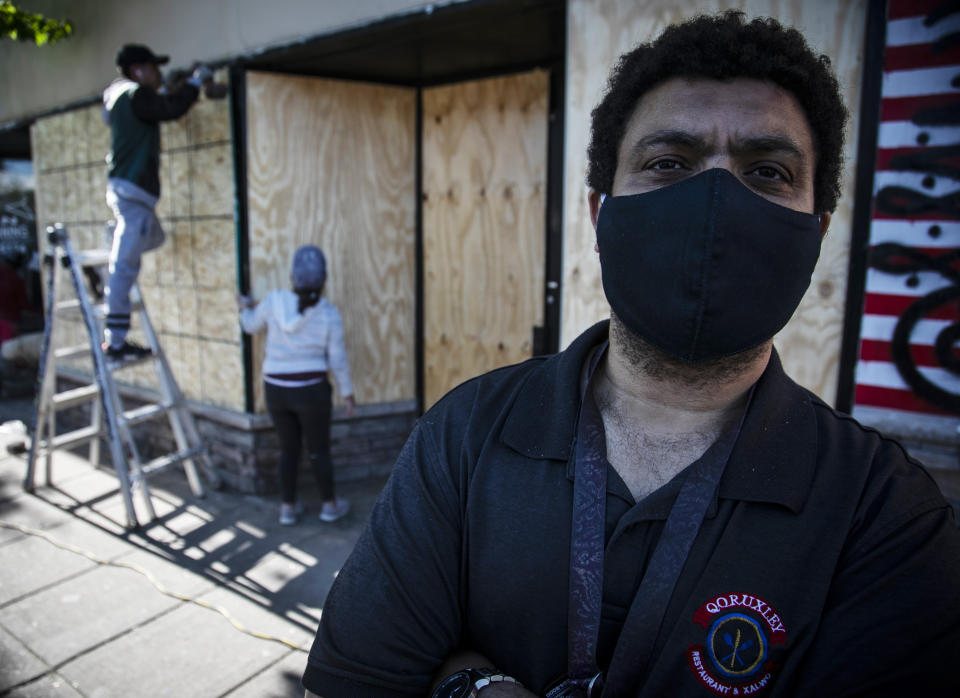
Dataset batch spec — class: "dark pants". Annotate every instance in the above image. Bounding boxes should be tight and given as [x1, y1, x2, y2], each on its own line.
[264, 380, 334, 503]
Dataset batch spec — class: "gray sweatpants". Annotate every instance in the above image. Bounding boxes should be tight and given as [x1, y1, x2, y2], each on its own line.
[104, 179, 165, 347]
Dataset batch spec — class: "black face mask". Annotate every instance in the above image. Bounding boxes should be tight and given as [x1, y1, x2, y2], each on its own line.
[596, 168, 822, 363]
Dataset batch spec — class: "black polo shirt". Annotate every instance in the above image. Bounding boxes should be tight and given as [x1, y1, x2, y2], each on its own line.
[303, 322, 960, 697]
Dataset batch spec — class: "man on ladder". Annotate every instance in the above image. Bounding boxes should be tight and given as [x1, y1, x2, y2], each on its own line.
[21, 44, 231, 526]
[101, 43, 215, 360]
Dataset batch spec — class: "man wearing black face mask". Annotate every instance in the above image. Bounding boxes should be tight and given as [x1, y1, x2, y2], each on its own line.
[303, 12, 960, 698]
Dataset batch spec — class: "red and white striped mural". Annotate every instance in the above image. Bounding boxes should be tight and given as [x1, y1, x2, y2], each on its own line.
[853, 0, 960, 432]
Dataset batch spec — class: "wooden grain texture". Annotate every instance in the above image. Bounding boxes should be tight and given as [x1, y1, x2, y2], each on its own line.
[31, 170, 58, 232]
[75, 107, 91, 167]
[190, 144, 234, 217]
[62, 108, 79, 169]
[161, 115, 189, 151]
[199, 337, 245, 408]
[246, 72, 416, 411]
[30, 117, 50, 174]
[422, 70, 548, 408]
[31, 105, 108, 234]
[563, 0, 868, 404]
[88, 104, 111, 171]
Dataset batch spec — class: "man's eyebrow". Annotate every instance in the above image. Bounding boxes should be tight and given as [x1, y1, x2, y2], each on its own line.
[728, 134, 806, 160]
[628, 129, 710, 157]
[626, 130, 808, 161]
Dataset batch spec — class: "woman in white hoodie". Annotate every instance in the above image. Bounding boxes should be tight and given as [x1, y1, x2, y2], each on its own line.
[238, 245, 355, 525]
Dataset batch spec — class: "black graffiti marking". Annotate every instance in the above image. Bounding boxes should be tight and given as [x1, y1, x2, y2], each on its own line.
[924, 1, 960, 28]
[913, 101, 960, 127]
[870, 243, 960, 281]
[869, 243, 960, 413]
[876, 186, 960, 219]
[892, 286, 960, 412]
[888, 144, 960, 177]
[932, 30, 960, 54]
[922, 2, 960, 101]
[936, 306, 960, 372]
[926, 0, 960, 60]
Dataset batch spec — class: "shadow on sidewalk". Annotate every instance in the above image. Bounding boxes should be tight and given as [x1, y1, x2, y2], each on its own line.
[2, 435, 387, 639]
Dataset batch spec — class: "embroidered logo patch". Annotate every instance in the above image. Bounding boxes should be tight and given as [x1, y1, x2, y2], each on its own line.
[687, 593, 787, 695]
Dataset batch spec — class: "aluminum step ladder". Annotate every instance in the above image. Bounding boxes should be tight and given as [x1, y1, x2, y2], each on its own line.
[23, 224, 221, 528]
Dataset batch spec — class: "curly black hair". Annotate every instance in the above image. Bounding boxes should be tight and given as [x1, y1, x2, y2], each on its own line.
[586, 11, 848, 213]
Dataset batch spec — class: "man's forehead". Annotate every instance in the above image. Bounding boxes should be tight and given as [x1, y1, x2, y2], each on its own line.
[621, 77, 815, 152]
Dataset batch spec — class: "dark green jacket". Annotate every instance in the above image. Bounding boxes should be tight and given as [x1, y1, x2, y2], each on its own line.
[102, 77, 199, 197]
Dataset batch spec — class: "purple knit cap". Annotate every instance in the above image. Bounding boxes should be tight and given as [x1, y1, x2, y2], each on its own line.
[291, 245, 326, 290]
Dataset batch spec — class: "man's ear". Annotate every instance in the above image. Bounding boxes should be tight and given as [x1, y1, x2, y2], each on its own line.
[819, 211, 832, 237]
[588, 189, 603, 230]
[588, 189, 603, 253]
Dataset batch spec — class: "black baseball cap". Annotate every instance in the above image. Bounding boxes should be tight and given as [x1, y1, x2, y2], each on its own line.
[115, 44, 169, 68]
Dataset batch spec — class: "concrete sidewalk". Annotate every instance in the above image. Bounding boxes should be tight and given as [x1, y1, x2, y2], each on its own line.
[0, 401, 387, 698]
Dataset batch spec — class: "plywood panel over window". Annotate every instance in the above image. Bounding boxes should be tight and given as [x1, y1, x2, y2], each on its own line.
[246, 72, 416, 411]
[562, 0, 868, 405]
[422, 70, 549, 408]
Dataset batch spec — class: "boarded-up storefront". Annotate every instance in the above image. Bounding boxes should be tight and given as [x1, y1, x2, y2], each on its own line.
[25, 1, 565, 491]
[19, 0, 958, 492]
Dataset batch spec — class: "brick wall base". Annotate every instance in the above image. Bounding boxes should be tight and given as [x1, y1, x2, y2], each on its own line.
[54, 371, 416, 494]
[195, 400, 417, 494]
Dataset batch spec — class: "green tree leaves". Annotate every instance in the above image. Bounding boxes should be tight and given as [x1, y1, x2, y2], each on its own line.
[1, 1, 73, 46]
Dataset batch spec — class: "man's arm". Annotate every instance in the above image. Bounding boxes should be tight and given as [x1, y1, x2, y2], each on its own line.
[430, 650, 536, 697]
[130, 81, 200, 122]
[789, 471, 960, 694]
[302, 650, 539, 698]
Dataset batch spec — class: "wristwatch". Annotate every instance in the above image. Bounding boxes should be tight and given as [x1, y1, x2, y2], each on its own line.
[432, 667, 521, 698]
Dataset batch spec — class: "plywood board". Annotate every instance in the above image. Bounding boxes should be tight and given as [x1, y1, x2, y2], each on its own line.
[422, 70, 548, 408]
[30, 117, 50, 174]
[32, 106, 108, 232]
[161, 117, 189, 151]
[562, 0, 869, 405]
[31, 170, 59, 233]
[87, 105, 111, 170]
[246, 72, 416, 411]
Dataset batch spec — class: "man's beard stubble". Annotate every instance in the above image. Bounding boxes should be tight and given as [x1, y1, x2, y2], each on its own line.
[609, 313, 771, 391]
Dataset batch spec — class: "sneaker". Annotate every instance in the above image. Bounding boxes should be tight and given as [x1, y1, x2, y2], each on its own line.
[103, 341, 152, 361]
[319, 498, 350, 523]
[279, 502, 299, 526]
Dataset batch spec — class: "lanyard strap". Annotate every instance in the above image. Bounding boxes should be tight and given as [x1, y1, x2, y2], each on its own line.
[567, 374, 609, 680]
[601, 414, 744, 696]
[564, 345, 751, 696]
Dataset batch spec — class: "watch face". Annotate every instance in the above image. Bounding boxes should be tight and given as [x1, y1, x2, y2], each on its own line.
[436, 671, 472, 698]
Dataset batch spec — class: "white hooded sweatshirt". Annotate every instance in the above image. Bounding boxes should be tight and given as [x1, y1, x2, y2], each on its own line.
[240, 290, 353, 396]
